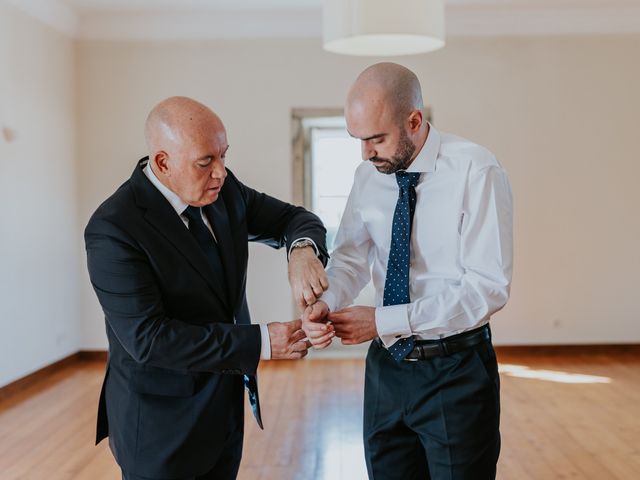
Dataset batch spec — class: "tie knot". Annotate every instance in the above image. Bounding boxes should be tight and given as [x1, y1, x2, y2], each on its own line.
[183, 205, 202, 222]
[395, 171, 421, 190]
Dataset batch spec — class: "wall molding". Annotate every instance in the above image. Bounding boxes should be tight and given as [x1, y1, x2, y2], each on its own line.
[1, 343, 638, 402]
[6, 2, 640, 40]
[0, 352, 81, 402]
[77, 6, 640, 41]
[447, 6, 640, 37]
[78, 9, 320, 41]
[494, 344, 640, 357]
[77, 350, 108, 362]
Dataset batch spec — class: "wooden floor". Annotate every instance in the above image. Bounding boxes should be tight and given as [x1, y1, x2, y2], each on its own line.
[1, 349, 639, 479]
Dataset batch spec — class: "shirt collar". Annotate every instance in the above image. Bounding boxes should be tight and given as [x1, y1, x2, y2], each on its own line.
[143, 161, 189, 216]
[405, 123, 440, 174]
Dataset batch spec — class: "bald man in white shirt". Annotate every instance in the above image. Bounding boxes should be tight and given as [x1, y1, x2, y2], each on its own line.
[302, 63, 513, 480]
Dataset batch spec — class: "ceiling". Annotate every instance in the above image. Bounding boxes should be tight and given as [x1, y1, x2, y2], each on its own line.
[59, 0, 640, 11]
[61, 0, 320, 11]
[6, 0, 640, 40]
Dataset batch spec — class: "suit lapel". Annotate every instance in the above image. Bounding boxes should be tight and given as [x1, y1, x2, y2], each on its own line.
[130, 159, 231, 310]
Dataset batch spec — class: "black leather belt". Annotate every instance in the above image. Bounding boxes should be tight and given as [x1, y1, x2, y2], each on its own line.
[401, 324, 491, 361]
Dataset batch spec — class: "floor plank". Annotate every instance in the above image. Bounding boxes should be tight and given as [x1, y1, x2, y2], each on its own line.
[1, 350, 639, 479]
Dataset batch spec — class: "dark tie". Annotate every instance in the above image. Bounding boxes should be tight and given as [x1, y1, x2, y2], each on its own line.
[183, 206, 263, 428]
[183, 206, 226, 285]
[383, 171, 421, 362]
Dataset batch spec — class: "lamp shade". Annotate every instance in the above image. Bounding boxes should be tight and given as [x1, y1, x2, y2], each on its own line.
[323, 0, 445, 56]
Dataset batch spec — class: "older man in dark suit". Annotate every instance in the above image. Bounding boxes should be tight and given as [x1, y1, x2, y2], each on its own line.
[85, 96, 328, 480]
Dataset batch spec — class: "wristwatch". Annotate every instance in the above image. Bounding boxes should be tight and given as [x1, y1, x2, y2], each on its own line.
[291, 239, 315, 250]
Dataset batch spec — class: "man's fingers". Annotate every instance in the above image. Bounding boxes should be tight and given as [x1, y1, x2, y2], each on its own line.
[303, 288, 316, 306]
[308, 304, 328, 322]
[311, 330, 334, 345]
[313, 339, 333, 350]
[293, 348, 310, 359]
[302, 322, 329, 334]
[327, 313, 349, 324]
[333, 326, 349, 338]
[291, 339, 310, 352]
[289, 319, 302, 331]
[308, 308, 323, 322]
[311, 282, 324, 296]
[297, 297, 307, 313]
[328, 308, 355, 323]
[305, 324, 333, 340]
[303, 318, 331, 331]
[291, 328, 307, 343]
[305, 327, 332, 339]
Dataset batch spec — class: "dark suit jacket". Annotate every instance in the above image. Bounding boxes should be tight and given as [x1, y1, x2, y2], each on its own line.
[85, 158, 327, 478]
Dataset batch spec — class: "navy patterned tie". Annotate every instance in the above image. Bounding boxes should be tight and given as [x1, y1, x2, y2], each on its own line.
[383, 171, 421, 362]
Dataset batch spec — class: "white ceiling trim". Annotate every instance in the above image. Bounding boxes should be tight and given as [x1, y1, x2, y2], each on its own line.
[448, 6, 640, 37]
[4, 0, 78, 36]
[7, 2, 640, 40]
[77, 9, 320, 41]
[78, 6, 640, 41]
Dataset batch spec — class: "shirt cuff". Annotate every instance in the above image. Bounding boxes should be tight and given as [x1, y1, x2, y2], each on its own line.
[287, 237, 320, 260]
[375, 304, 412, 348]
[319, 289, 337, 313]
[259, 324, 271, 360]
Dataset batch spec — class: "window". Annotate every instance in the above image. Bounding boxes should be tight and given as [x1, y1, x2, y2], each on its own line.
[292, 110, 362, 251]
[306, 118, 361, 250]
[292, 109, 376, 322]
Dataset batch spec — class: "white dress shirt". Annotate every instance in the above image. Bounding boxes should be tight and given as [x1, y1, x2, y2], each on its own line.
[321, 125, 513, 349]
[143, 163, 272, 359]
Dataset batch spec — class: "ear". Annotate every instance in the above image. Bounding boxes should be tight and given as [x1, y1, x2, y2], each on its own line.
[152, 151, 170, 177]
[407, 110, 423, 133]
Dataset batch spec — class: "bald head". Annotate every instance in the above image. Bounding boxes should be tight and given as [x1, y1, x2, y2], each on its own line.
[347, 63, 424, 125]
[144, 96, 229, 207]
[345, 64, 429, 174]
[145, 96, 224, 156]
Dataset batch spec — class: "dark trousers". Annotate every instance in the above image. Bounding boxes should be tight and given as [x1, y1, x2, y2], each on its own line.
[363, 337, 501, 480]
[122, 402, 244, 480]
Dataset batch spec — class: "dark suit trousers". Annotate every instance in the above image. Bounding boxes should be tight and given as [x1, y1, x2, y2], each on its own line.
[363, 338, 501, 480]
[122, 427, 243, 480]
[122, 378, 245, 480]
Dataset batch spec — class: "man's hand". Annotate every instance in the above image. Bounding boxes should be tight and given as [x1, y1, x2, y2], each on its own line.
[267, 319, 311, 360]
[328, 306, 378, 345]
[301, 300, 334, 349]
[288, 246, 329, 312]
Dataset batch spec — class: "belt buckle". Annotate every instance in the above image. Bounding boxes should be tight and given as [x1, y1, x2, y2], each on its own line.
[403, 344, 421, 362]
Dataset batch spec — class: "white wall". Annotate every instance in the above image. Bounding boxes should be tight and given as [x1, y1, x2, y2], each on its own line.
[0, 3, 80, 387]
[76, 35, 640, 348]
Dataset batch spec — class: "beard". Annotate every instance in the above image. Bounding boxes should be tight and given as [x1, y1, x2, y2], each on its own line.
[369, 129, 416, 174]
